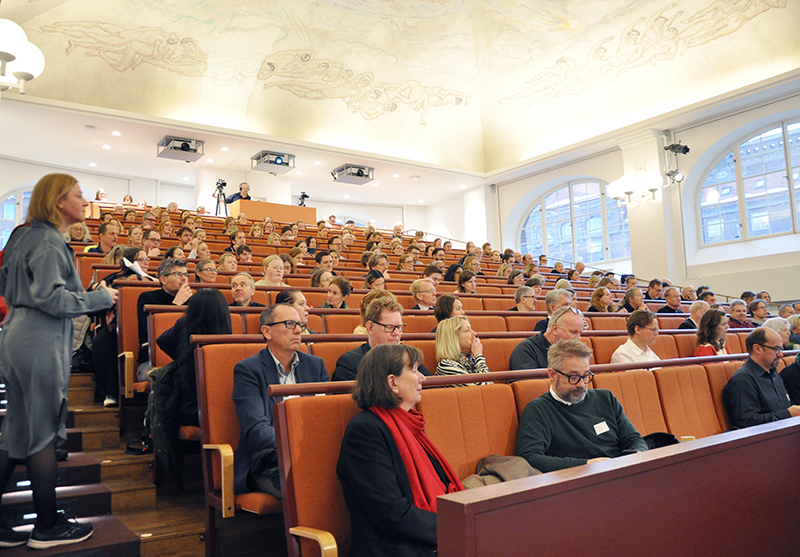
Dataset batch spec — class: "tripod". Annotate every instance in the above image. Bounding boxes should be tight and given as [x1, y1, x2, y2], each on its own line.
[215, 185, 228, 217]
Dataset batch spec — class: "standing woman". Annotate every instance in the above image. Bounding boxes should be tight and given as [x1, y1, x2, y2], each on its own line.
[0, 174, 117, 548]
[435, 316, 490, 384]
[338, 344, 464, 557]
[694, 309, 729, 357]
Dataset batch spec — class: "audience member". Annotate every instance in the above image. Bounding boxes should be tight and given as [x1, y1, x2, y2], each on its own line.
[789, 315, 800, 348]
[722, 328, 800, 430]
[749, 299, 768, 326]
[509, 306, 584, 370]
[274, 289, 317, 334]
[194, 259, 218, 283]
[128, 225, 143, 248]
[410, 278, 437, 310]
[516, 340, 647, 473]
[233, 304, 328, 494]
[256, 255, 287, 287]
[727, 299, 752, 329]
[368, 253, 390, 279]
[443, 263, 462, 282]
[552, 262, 565, 276]
[323, 276, 351, 309]
[333, 297, 431, 381]
[681, 285, 697, 301]
[534, 288, 573, 332]
[66, 221, 92, 242]
[757, 290, 772, 305]
[679, 300, 710, 329]
[740, 291, 756, 306]
[363, 269, 386, 290]
[455, 270, 477, 294]
[83, 222, 118, 254]
[136, 258, 192, 375]
[610, 309, 660, 365]
[230, 273, 265, 308]
[164, 246, 186, 260]
[397, 254, 413, 271]
[310, 269, 333, 290]
[225, 229, 247, 252]
[508, 269, 524, 286]
[699, 290, 717, 305]
[526, 275, 544, 296]
[158, 219, 175, 238]
[694, 309, 729, 357]
[354, 291, 396, 334]
[218, 252, 238, 272]
[433, 294, 464, 331]
[617, 287, 644, 313]
[588, 287, 615, 313]
[657, 287, 682, 313]
[643, 279, 663, 300]
[510, 286, 536, 312]
[421, 265, 443, 289]
[435, 316, 489, 384]
[236, 245, 252, 263]
[762, 317, 791, 349]
[778, 304, 796, 319]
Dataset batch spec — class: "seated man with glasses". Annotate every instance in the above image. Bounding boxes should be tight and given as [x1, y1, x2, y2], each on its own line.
[332, 297, 432, 381]
[233, 303, 328, 494]
[516, 340, 647, 473]
[722, 327, 800, 430]
[610, 309, 661, 366]
[509, 306, 584, 370]
[136, 258, 193, 378]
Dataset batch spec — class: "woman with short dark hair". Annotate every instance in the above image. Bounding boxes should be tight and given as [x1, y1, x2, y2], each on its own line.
[338, 344, 463, 557]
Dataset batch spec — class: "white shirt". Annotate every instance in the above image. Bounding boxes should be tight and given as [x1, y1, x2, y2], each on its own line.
[610, 338, 660, 366]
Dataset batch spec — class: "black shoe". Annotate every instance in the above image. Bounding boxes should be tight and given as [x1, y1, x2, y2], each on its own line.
[0, 519, 28, 548]
[27, 515, 93, 549]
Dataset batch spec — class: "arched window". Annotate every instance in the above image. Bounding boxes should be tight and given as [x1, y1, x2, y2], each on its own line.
[519, 180, 630, 264]
[0, 187, 32, 249]
[699, 119, 800, 245]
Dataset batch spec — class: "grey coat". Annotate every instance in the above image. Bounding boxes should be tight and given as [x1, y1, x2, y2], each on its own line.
[0, 220, 112, 458]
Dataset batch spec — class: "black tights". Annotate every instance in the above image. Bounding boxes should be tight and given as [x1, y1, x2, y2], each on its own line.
[0, 437, 58, 529]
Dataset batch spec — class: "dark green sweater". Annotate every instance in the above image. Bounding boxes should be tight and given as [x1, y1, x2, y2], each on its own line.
[516, 389, 647, 473]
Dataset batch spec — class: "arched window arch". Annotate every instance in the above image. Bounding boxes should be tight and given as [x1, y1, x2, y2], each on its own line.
[518, 180, 630, 264]
[699, 119, 800, 245]
[0, 186, 33, 249]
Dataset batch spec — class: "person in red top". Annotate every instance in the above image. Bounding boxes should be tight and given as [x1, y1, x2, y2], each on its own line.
[337, 344, 463, 557]
[694, 309, 729, 358]
[727, 299, 753, 329]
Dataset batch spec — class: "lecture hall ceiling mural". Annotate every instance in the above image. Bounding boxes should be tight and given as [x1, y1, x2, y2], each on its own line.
[2, 0, 799, 174]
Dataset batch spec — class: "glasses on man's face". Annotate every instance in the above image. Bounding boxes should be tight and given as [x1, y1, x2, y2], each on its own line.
[167, 272, 189, 279]
[267, 320, 302, 330]
[554, 369, 594, 385]
[758, 343, 783, 353]
[371, 321, 407, 333]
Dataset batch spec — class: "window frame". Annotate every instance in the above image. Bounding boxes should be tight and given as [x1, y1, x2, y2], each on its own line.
[517, 179, 630, 265]
[697, 119, 799, 247]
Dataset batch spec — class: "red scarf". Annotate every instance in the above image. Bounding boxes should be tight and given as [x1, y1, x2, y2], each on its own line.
[370, 406, 464, 513]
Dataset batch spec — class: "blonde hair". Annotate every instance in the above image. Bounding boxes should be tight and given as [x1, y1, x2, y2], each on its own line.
[496, 263, 511, 277]
[261, 254, 282, 269]
[436, 316, 469, 361]
[27, 173, 78, 226]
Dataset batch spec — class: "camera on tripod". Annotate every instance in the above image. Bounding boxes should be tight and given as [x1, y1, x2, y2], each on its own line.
[298, 192, 309, 207]
[216, 179, 227, 190]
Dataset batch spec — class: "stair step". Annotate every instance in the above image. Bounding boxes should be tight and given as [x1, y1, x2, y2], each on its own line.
[1, 484, 112, 527]
[71, 406, 118, 428]
[80, 425, 121, 451]
[2, 514, 140, 557]
[68, 373, 96, 388]
[67, 386, 95, 407]
[103, 479, 156, 512]
[87, 449, 154, 482]
[63, 428, 84, 453]
[9, 453, 101, 493]
[115, 491, 204, 557]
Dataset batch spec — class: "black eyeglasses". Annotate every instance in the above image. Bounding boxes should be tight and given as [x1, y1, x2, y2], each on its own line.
[166, 271, 189, 278]
[370, 321, 407, 333]
[267, 320, 302, 330]
[758, 343, 783, 353]
[552, 306, 581, 325]
[554, 369, 594, 384]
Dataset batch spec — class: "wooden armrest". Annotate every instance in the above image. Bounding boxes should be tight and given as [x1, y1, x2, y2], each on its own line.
[203, 443, 235, 518]
[289, 527, 338, 557]
[119, 351, 135, 398]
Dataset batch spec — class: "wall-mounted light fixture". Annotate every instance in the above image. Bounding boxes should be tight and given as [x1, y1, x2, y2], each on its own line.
[0, 19, 45, 101]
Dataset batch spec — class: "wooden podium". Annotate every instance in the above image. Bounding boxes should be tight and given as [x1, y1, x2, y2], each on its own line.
[228, 200, 316, 225]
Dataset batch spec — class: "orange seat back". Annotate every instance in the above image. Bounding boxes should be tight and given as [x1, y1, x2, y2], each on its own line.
[467, 315, 506, 333]
[590, 316, 627, 331]
[704, 361, 744, 430]
[657, 316, 685, 330]
[592, 370, 668, 435]
[403, 314, 437, 334]
[483, 298, 516, 311]
[673, 334, 697, 359]
[418, 383, 519, 480]
[481, 338, 523, 372]
[652, 365, 722, 439]
[590, 336, 628, 365]
[403, 340, 437, 372]
[309, 342, 364, 377]
[324, 314, 363, 335]
[652, 335, 679, 360]
[511, 378, 554, 415]
[725, 333, 743, 354]
[505, 315, 540, 332]
[460, 297, 484, 311]
[279, 393, 360, 557]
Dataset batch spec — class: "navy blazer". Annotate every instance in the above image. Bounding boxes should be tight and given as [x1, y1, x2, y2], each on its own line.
[232, 347, 328, 493]
[332, 342, 431, 382]
[337, 411, 438, 557]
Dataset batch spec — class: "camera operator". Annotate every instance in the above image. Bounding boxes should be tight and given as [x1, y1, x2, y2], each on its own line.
[226, 182, 251, 203]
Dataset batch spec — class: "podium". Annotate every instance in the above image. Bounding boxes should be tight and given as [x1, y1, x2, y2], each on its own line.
[228, 200, 316, 225]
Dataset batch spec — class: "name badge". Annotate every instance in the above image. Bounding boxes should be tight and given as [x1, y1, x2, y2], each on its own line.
[594, 421, 610, 435]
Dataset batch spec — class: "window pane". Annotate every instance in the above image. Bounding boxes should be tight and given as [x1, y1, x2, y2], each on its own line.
[520, 203, 542, 257]
[700, 150, 741, 244]
[573, 182, 603, 263]
[789, 122, 800, 227]
[744, 171, 790, 236]
[606, 197, 630, 259]
[544, 187, 573, 263]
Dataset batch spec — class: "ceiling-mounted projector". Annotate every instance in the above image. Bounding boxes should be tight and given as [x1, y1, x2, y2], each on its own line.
[332, 164, 374, 185]
[156, 136, 205, 162]
[251, 151, 295, 174]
